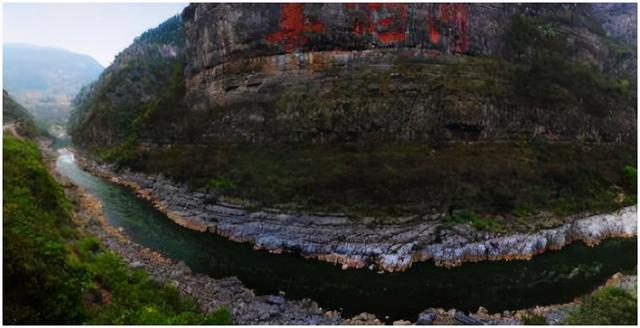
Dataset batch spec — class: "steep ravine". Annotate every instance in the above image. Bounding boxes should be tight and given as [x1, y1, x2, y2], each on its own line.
[73, 149, 637, 272]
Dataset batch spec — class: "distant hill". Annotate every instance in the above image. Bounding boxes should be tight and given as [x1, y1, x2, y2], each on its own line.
[3, 89, 36, 137]
[3, 43, 103, 123]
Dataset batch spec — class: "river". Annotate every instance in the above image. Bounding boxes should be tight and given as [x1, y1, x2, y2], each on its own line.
[55, 149, 637, 322]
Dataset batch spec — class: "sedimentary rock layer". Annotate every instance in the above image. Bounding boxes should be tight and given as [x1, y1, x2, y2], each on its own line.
[74, 151, 637, 272]
[176, 3, 636, 145]
[71, 3, 637, 148]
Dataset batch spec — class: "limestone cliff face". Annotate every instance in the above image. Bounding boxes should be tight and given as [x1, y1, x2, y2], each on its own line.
[182, 3, 634, 71]
[69, 3, 637, 149]
[175, 3, 636, 146]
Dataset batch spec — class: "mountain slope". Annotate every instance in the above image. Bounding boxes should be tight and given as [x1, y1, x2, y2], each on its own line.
[3, 43, 103, 122]
[3, 132, 231, 324]
[68, 15, 183, 147]
[3, 89, 36, 137]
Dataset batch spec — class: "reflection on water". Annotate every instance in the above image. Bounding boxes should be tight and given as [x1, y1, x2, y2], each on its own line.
[56, 148, 637, 321]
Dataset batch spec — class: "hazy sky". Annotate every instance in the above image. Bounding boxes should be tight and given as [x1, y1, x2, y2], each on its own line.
[3, 3, 188, 66]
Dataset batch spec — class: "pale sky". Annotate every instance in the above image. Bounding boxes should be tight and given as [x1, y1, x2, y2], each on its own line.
[3, 2, 188, 66]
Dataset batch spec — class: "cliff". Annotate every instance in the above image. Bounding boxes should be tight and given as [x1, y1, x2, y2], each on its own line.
[71, 4, 637, 147]
[69, 3, 637, 220]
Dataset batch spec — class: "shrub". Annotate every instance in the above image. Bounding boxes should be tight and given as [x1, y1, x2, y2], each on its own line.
[441, 210, 506, 233]
[564, 286, 637, 325]
[3, 135, 232, 325]
[625, 165, 637, 191]
[504, 14, 633, 117]
[3, 135, 88, 324]
[523, 314, 547, 325]
[81, 250, 232, 325]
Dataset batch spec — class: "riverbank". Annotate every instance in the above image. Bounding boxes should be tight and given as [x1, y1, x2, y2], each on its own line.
[38, 143, 355, 324]
[41, 143, 637, 325]
[73, 149, 637, 272]
[413, 272, 637, 325]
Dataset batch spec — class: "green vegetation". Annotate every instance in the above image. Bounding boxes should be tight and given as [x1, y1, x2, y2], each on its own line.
[441, 210, 507, 233]
[564, 285, 637, 325]
[91, 140, 636, 227]
[135, 14, 184, 46]
[522, 314, 547, 325]
[3, 89, 37, 137]
[69, 57, 180, 145]
[503, 14, 633, 117]
[625, 165, 637, 191]
[76, 237, 231, 325]
[69, 14, 185, 147]
[3, 134, 231, 324]
[4, 134, 84, 323]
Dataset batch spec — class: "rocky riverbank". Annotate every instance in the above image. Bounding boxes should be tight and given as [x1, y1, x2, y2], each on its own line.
[39, 142, 352, 324]
[73, 150, 637, 273]
[40, 142, 636, 325]
[413, 271, 637, 325]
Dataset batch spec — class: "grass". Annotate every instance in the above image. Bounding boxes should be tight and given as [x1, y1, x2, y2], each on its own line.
[523, 314, 547, 325]
[441, 210, 507, 233]
[564, 285, 637, 325]
[3, 134, 231, 324]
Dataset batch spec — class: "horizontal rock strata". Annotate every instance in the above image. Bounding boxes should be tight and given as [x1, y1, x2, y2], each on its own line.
[73, 150, 637, 272]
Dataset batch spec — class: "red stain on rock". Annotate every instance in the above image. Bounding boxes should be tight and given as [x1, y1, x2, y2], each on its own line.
[428, 18, 441, 44]
[378, 17, 394, 27]
[381, 4, 408, 43]
[265, 3, 470, 52]
[378, 31, 406, 43]
[354, 17, 375, 35]
[439, 3, 470, 53]
[265, 3, 325, 51]
[346, 3, 409, 43]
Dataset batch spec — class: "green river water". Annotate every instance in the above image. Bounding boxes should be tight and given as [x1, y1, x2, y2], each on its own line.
[55, 149, 637, 322]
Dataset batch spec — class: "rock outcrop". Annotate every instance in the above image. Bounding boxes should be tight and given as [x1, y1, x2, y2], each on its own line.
[71, 4, 637, 148]
[175, 3, 636, 145]
[75, 151, 637, 272]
